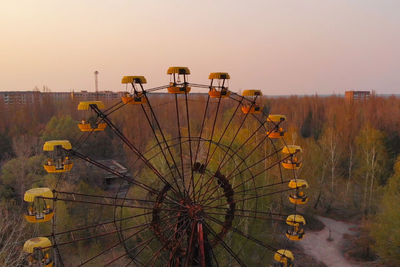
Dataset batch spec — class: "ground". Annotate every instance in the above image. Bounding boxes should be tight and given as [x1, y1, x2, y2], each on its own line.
[298, 216, 360, 267]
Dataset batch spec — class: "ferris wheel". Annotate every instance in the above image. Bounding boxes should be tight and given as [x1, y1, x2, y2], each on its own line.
[22, 67, 309, 267]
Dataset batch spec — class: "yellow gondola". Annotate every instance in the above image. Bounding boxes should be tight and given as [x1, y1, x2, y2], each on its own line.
[268, 114, 286, 123]
[77, 101, 107, 132]
[289, 190, 309, 205]
[121, 91, 147, 105]
[286, 214, 306, 241]
[281, 145, 302, 170]
[208, 72, 230, 98]
[24, 188, 54, 223]
[267, 114, 286, 139]
[167, 67, 191, 94]
[43, 140, 73, 173]
[78, 122, 107, 132]
[288, 179, 309, 205]
[43, 140, 72, 151]
[77, 101, 105, 110]
[288, 179, 309, 189]
[273, 249, 294, 267]
[121, 76, 147, 104]
[241, 90, 263, 114]
[23, 237, 53, 267]
[289, 191, 309, 205]
[241, 105, 262, 114]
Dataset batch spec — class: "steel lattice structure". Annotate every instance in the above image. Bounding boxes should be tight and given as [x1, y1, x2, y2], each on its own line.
[22, 69, 307, 267]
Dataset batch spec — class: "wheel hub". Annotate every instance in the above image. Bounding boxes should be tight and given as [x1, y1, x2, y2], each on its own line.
[186, 203, 203, 220]
[150, 168, 236, 251]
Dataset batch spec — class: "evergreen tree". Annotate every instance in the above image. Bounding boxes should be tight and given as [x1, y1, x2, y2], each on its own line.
[372, 157, 400, 265]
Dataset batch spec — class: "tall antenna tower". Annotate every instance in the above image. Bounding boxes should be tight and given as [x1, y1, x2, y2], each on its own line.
[94, 70, 99, 100]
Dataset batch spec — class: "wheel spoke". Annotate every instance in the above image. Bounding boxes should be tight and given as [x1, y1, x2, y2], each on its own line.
[88, 105, 182, 196]
[139, 99, 184, 197]
[194, 94, 223, 202]
[174, 93, 186, 196]
[205, 215, 278, 252]
[48, 80, 299, 266]
[203, 222, 248, 267]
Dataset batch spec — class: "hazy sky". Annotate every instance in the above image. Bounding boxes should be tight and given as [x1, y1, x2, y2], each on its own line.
[1, 0, 399, 95]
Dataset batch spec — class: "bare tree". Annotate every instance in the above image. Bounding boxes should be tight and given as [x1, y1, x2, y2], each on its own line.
[0, 206, 29, 266]
[320, 127, 341, 193]
[356, 124, 387, 215]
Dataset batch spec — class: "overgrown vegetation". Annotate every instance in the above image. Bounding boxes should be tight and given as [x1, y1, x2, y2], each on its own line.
[1, 94, 399, 265]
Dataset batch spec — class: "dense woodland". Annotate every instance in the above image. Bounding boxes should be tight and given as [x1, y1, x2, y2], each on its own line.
[1, 93, 400, 266]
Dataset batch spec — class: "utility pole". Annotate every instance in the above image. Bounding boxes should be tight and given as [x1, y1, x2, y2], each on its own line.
[94, 70, 99, 100]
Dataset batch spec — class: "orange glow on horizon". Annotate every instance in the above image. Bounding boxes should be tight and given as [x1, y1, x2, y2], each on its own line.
[0, 0, 399, 95]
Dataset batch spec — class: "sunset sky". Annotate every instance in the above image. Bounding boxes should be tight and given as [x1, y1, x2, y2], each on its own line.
[1, 0, 399, 95]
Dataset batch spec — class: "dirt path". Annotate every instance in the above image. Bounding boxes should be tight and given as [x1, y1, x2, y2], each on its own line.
[299, 216, 358, 267]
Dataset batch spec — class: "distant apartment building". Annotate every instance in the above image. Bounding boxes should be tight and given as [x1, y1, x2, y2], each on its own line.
[0, 90, 125, 105]
[70, 90, 124, 101]
[0, 91, 40, 105]
[47, 92, 72, 101]
[345, 90, 371, 102]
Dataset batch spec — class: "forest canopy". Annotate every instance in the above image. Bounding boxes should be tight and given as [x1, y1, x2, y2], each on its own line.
[1, 94, 400, 265]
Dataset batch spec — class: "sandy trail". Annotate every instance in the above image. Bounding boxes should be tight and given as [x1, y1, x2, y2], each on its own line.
[299, 216, 358, 267]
